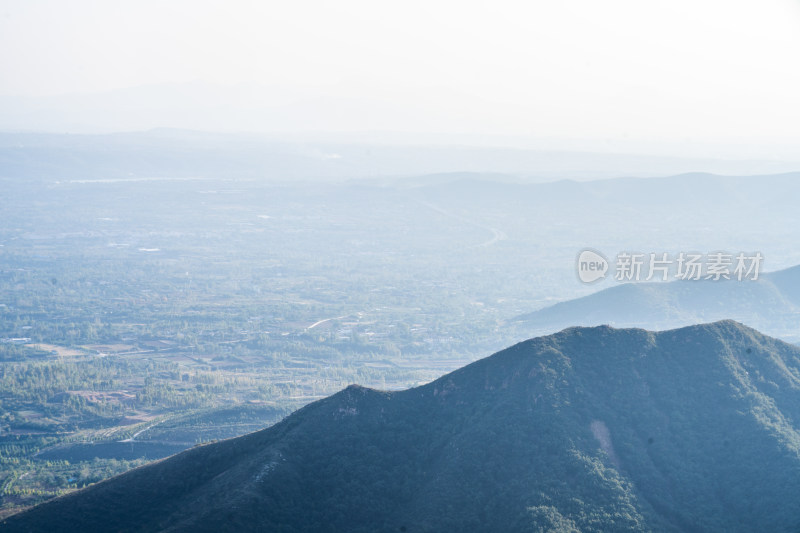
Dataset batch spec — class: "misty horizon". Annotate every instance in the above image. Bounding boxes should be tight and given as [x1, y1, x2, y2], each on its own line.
[2, 1, 800, 163]
[2, 1, 800, 529]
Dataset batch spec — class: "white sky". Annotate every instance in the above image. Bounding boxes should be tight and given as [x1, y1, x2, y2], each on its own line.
[1, 0, 799, 150]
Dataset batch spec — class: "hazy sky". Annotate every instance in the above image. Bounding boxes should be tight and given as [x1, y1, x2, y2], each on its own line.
[1, 0, 799, 152]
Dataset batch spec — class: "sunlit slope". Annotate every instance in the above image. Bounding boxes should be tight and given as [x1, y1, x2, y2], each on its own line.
[514, 265, 800, 343]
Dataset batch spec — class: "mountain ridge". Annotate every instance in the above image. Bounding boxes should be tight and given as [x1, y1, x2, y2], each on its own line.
[5, 320, 800, 532]
[512, 265, 800, 343]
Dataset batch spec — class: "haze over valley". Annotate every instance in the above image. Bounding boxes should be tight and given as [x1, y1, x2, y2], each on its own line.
[2, 0, 800, 529]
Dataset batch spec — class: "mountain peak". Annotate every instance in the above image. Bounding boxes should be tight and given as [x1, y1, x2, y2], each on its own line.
[6, 322, 800, 532]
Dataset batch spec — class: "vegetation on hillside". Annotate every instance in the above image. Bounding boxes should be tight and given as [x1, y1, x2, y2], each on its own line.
[6, 321, 800, 532]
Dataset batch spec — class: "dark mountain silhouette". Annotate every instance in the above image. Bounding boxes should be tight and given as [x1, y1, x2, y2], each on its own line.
[513, 265, 800, 343]
[5, 321, 800, 532]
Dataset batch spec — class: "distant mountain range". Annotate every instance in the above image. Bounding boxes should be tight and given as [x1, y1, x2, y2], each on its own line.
[512, 264, 800, 343]
[6, 320, 800, 532]
[1, 129, 797, 181]
[0, 82, 797, 171]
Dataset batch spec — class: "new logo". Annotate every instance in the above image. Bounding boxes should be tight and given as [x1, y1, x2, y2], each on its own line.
[577, 249, 609, 284]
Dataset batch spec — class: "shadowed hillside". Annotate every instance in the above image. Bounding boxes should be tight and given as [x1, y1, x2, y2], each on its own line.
[5, 321, 800, 532]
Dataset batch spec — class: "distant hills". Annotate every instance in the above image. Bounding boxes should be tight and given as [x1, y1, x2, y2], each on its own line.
[1, 129, 797, 181]
[513, 264, 800, 343]
[6, 320, 800, 532]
